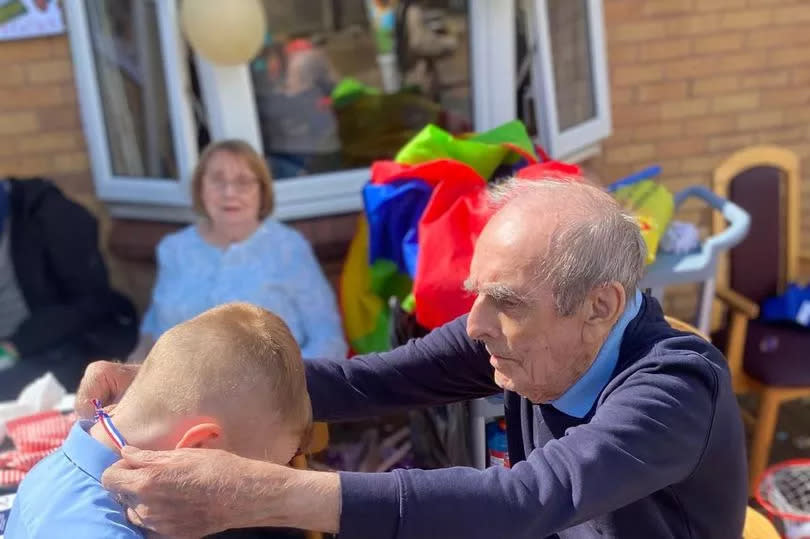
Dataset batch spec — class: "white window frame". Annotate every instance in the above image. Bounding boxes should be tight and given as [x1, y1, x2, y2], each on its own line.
[64, 0, 196, 207]
[65, 0, 606, 221]
[523, 0, 611, 159]
[219, 0, 519, 221]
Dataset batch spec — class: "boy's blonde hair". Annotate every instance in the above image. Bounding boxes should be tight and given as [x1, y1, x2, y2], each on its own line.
[120, 303, 312, 450]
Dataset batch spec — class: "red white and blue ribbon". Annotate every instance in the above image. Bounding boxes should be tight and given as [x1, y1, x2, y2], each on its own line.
[92, 399, 127, 450]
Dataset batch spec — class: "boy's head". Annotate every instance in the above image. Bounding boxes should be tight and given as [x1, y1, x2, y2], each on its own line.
[113, 303, 311, 464]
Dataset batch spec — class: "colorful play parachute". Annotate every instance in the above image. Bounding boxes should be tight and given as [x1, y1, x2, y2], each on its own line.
[340, 120, 585, 354]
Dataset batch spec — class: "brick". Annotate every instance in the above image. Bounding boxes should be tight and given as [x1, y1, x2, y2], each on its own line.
[17, 131, 83, 153]
[0, 111, 38, 135]
[604, 0, 642, 20]
[684, 115, 737, 136]
[794, 67, 810, 85]
[719, 10, 773, 30]
[717, 50, 768, 73]
[770, 46, 810, 68]
[665, 14, 723, 36]
[737, 111, 784, 130]
[654, 138, 705, 159]
[693, 33, 745, 54]
[781, 108, 810, 127]
[740, 71, 790, 89]
[25, 59, 72, 84]
[37, 107, 80, 130]
[695, 0, 748, 11]
[755, 126, 806, 144]
[611, 87, 635, 105]
[0, 64, 24, 86]
[0, 86, 64, 110]
[711, 92, 760, 113]
[0, 38, 53, 63]
[0, 135, 20, 156]
[52, 151, 89, 173]
[604, 143, 655, 164]
[748, 26, 810, 49]
[708, 133, 757, 153]
[608, 43, 638, 65]
[661, 56, 718, 79]
[639, 38, 692, 61]
[631, 122, 683, 142]
[611, 103, 661, 126]
[661, 52, 766, 80]
[3, 155, 54, 176]
[681, 154, 723, 173]
[692, 76, 739, 96]
[642, 0, 695, 16]
[638, 81, 688, 102]
[661, 98, 710, 119]
[609, 21, 668, 43]
[773, 5, 810, 24]
[49, 36, 71, 58]
[761, 88, 810, 106]
[612, 65, 664, 86]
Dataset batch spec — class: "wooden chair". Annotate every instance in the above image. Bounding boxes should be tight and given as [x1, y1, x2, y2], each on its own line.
[664, 316, 710, 341]
[290, 422, 330, 539]
[710, 146, 810, 493]
[742, 506, 780, 539]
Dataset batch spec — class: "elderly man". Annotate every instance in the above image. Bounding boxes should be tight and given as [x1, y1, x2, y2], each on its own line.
[77, 179, 747, 538]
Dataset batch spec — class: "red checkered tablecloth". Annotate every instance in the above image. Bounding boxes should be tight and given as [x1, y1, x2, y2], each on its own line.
[0, 411, 75, 489]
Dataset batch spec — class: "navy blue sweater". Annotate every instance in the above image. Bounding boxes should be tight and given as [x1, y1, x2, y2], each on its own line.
[305, 296, 747, 538]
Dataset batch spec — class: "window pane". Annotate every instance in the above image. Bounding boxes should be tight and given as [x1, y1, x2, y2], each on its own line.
[515, 0, 537, 139]
[85, 0, 177, 179]
[547, 0, 595, 131]
[251, 0, 472, 180]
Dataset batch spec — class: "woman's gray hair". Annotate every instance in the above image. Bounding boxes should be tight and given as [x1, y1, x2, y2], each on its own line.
[489, 177, 647, 316]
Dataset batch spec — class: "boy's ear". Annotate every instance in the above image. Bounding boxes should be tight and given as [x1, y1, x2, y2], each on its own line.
[175, 423, 225, 450]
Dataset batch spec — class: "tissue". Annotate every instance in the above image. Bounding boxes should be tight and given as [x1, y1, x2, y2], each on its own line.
[0, 373, 66, 444]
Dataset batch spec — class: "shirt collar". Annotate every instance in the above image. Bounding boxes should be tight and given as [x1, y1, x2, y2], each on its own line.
[61, 420, 121, 482]
[550, 289, 643, 418]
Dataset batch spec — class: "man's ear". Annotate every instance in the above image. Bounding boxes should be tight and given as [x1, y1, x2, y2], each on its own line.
[581, 282, 625, 344]
[175, 423, 225, 450]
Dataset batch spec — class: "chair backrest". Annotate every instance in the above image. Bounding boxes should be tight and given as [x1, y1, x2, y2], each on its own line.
[664, 316, 710, 342]
[742, 506, 781, 539]
[713, 146, 800, 303]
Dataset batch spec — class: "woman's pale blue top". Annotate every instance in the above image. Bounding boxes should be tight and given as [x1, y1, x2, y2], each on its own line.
[141, 218, 347, 359]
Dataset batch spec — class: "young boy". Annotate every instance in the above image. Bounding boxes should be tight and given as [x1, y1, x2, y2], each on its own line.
[6, 302, 312, 538]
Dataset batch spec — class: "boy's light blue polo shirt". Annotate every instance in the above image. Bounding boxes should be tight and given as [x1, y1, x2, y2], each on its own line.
[5, 420, 142, 538]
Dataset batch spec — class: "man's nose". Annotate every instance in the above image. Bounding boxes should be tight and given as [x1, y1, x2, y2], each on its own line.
[466, 296, 498, 341]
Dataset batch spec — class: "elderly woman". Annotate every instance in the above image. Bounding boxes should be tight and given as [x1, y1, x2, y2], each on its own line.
[129, 139, 347, 362]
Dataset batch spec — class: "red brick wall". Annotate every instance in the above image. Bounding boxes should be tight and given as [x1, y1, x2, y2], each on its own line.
[590, 0, 810, 317]
[0, 34, 93, 197]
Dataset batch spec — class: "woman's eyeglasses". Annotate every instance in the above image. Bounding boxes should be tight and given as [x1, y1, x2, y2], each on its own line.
[206, 175, 259, 194]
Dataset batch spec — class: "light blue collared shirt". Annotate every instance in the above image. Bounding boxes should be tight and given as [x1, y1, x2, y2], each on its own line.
[550, 289, 643, 418]
[6, 421, 142, 538]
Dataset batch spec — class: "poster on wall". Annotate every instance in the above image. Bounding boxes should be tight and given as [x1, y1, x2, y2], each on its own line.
[0, 0, 65, 41]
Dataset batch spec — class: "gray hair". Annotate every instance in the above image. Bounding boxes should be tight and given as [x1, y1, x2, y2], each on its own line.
[488, 177, 647, 316]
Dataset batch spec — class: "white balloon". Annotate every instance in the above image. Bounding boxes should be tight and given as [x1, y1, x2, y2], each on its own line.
[180, 0, 267, 66]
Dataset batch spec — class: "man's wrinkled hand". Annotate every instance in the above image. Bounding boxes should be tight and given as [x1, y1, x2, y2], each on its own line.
[102, 446, 285, 538]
